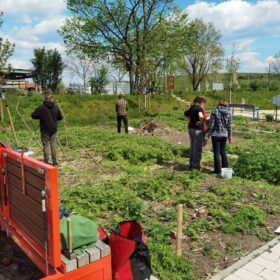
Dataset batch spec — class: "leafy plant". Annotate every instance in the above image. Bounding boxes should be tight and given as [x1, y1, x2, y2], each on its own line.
[265, 114, 273, 122]
[235, 147, 280, 184]
[222, 205, 265, 235]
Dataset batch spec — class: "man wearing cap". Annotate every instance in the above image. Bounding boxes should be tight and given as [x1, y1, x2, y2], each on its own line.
[116, 94, 128, 133]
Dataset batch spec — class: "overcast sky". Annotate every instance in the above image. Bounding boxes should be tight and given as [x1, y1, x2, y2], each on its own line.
[0, 0, 280, 80]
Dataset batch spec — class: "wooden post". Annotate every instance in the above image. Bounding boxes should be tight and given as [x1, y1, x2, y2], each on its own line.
[0, 99, 4, 123]
[138, 94, 141, 112]
[144, 94, 147, 110]
[176, 204, 183, 256]
[67, 218, 73, 254]
[6, 105, 19, 147]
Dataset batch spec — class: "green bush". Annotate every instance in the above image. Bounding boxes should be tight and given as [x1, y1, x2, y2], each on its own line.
[235, 147, 280, 184]
[265, 114, 273, 122]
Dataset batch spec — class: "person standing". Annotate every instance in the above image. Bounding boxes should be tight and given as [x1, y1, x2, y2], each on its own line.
[206, 100, 232, 174]
[116, 94, 128, 133]
[31, 94, 63, 166]
[184, 96, 207, 170]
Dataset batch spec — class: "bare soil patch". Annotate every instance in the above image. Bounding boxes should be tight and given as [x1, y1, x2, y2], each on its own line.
[0, 231, 43, 280]
[135, 120, 189, 145]
[181, 176, 280, 279]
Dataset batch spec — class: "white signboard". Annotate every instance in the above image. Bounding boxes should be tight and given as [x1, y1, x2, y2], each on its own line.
[0, 85, 18, 89]
[273, 96, 280, 106]
[212, 83, 224, 91]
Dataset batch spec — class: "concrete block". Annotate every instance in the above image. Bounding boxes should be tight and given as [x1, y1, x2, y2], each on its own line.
[96, 240, 111, 258]
[85, 247, 101, 262]
[224, 275, 242, 280]
[253, 256, 280, 271]
[77, 253, 89, 268]
[262, 251, 280, 262]
[234, 268, 263, 280]
[259, 269, 280, 280]
[242, 262, 264, 275]
[61, 254, 77, 273]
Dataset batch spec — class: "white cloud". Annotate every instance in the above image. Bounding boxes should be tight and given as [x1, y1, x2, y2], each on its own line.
[0, 0, 66, 18]
[238, 51, 267, 70]
[234, 38, 255, 51]
[33, 17, 66, 35]
[186, 0, 280, 35]
[8, 58, 32, 69]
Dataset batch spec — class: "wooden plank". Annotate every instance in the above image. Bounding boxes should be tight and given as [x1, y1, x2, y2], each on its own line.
[7, 157, 21, 168]
[6, 160, 21, 178]
[8, 170, 43, 204]
[25, 170, 45, 191]
[9, 188, 43, 230]
[26, 183, 42, 202]
[10, 204, 45, 248]
[25, 165, 45, 179]
[9, 184, 42, 216]
[7, 159, 46, 191]
[7, 172, 22, 190]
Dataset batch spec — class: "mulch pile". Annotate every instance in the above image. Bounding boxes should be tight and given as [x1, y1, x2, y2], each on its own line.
[0, 231, 43, 280]
[135, 120, 174, 136]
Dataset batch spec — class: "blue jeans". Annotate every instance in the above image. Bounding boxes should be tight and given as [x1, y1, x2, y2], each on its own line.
[189, 129, 203, 170]
[212, 136, 228, 174]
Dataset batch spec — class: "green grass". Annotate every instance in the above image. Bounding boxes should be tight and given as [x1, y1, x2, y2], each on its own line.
[1, 92, 280, 279]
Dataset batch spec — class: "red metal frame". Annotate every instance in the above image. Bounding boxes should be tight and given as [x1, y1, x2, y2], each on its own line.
[0, 147, 112, 280]
[0, 148, 61, 273]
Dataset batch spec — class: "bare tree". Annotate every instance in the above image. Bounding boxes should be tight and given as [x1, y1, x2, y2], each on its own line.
[266, 58, 273, 89]
[66, 52, 95, 93]
[225, 44, 240, 102]
[271, 51, 280, 76]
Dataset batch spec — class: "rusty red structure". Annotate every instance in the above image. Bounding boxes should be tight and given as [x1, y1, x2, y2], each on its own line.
[0, 147, 112, 280]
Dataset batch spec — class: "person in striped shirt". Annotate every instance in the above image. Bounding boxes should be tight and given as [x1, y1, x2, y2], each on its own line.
[116, 94, 128, 133]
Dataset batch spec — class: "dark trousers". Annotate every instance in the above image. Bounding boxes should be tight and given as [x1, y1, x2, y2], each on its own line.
[189, 129, 203, 170]
[117, 115, 128, 133]
[41, 133, 57, 164]
[212, 136, 228, 174]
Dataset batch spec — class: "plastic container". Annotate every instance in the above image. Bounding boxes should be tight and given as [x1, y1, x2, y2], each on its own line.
[221, 168, 233, 179]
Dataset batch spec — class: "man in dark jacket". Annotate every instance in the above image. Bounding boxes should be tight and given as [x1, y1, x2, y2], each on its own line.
[31, 94, 63, 166]
[206, 100, 232, 174]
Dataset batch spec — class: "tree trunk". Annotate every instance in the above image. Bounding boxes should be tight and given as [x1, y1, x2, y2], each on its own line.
[129, 69, 135, 95]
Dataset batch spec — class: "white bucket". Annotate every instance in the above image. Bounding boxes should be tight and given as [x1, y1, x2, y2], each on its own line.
[221, 168, 233, 179]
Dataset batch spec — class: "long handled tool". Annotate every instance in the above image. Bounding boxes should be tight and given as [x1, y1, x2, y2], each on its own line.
[15, 96, 43, 149]
[56, 136, 68, 161]
[57, 102, 106, 173]
[6, 105, 19, 147]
